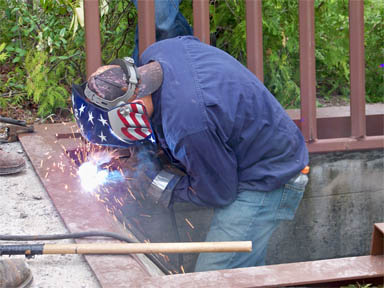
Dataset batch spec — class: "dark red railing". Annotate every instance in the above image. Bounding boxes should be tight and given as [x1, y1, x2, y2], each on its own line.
[83, 0, 383, 153]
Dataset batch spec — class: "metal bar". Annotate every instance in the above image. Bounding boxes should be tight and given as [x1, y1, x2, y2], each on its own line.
[145, 256, 384, 287]
[193, 0, 210, 44]
[299, 0, 317, 143]
[307, 135, 384, 153]
[371, 223, 384, 256]
[84, 0, 102, 79]
[349, 0, 366, 139]
[246, 0, 264, 82]
[138, 0, 156, 57]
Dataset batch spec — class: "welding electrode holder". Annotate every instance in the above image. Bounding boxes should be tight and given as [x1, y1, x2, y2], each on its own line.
[0, 244, 44, 259]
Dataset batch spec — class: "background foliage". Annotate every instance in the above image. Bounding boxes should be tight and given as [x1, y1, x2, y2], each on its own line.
[0, 0, 382, 117]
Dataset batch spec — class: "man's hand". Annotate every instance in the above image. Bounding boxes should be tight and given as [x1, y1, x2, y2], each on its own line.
[116, 146, 181, 207]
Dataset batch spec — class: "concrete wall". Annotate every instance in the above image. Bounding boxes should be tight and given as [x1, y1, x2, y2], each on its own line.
[267, 149, 384, 264]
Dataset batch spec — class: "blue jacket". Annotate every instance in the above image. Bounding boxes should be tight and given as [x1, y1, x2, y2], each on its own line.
[140, 36, 309, 207]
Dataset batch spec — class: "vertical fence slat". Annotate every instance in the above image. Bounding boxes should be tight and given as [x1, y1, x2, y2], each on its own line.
[299, 0, 317, 142]
[349, 0, 366, 139]
[193, 0, 210, 44]
[246, 0, 264, 82]
[138, 0, 156, 57]
[84, 0, 102, 79]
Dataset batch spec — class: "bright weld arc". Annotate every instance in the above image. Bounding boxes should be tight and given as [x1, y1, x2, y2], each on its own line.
[77, 151, 125, 192]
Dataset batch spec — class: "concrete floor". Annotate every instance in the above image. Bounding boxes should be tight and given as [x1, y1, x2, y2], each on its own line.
[0, 142, 100, 288]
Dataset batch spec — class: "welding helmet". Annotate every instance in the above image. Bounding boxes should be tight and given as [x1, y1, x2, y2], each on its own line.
[71, 57, 162, 148]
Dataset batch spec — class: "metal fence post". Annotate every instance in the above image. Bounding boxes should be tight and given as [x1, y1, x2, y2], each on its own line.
[84, 0, 102, 79]
[246, 0, 264, 82]
[137, 0, 156, 57]
[193, 0, 210, 44]
[299, 0, 317, 143]
[349, 0, 366, 139]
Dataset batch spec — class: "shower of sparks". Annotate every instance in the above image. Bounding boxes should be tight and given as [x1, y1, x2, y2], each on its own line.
[77, 150, 124, 193]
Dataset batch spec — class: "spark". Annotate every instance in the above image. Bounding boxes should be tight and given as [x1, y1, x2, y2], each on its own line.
[186, 231, 192, 242]
[185, 218, 195, 229]
[188, 186, 197, 195]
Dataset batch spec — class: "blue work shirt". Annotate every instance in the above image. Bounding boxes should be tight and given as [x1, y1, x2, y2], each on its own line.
[140, 36, 309, 207]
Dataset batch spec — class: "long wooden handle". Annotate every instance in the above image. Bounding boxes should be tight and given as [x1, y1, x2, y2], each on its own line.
[43, 241, 252, 254]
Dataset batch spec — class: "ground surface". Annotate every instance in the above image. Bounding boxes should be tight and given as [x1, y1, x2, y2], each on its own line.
[0, 141, 100, 288]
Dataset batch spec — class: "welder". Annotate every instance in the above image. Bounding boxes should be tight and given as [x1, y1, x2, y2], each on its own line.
[72, 35, 309, 271]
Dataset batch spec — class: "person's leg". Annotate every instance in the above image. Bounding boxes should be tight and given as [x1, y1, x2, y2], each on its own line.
[131, 0, 192, 63]
[195, 175, 307, 272]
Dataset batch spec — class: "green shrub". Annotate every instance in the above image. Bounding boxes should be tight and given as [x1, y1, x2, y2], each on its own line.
[25, 50, 69, 116]
[0, 0, 382, 118]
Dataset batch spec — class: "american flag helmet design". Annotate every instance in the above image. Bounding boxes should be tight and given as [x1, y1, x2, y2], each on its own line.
[72, 84, 156, 148]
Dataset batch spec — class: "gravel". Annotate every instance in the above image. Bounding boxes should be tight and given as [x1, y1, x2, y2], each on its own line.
[0, 142, 100, 288]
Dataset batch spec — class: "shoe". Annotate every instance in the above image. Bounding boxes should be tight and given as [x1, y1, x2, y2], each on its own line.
[0, 149, 25, 175]
[0, 259, 33, 288]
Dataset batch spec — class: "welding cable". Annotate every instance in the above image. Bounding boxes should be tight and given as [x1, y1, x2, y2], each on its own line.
[169, 206, 184, 268]
[0, 231, 171, 275]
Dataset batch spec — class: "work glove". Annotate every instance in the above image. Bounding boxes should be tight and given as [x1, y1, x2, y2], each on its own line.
[116, 144, 182, 207]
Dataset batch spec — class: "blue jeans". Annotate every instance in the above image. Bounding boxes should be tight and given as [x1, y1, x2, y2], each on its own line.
[132, 0, 193, 63]
[194, 174, 308, 272]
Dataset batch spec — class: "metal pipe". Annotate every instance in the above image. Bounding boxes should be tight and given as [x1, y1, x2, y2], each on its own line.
[84, 0, 102, 79]
[299, 0, 317, 143]
[137, 0, 156, 57]
[193, 0, 210, 44]
[246, 0, 264, 82]
[349, 0, 366, 139]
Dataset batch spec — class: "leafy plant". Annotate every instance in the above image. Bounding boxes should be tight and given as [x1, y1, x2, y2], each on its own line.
[0, 43, 9, 63]
[0, 0, 382, 119]
[25, 50, 70, 116]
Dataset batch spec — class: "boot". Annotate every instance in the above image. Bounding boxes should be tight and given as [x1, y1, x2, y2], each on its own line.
[0, 259, 33, 288]
[0, 149, 25, 175]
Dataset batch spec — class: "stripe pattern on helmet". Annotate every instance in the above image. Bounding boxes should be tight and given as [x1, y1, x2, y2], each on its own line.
[72, 84, 156, 148]
[116, 104, 152, 141]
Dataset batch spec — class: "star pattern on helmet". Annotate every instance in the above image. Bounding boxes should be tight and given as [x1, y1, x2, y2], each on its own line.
[98, 131, 107, 142]
[98, 114, 108, 126]
[73, 86, 156, 147]
[88, 111, 94, 125]
[79, 104, 86, 116]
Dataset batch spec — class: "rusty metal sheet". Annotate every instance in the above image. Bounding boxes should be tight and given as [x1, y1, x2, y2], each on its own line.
[371, 223, 384, 256]
[19, 123, 161, 288]
[142, 255, 384, 287]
